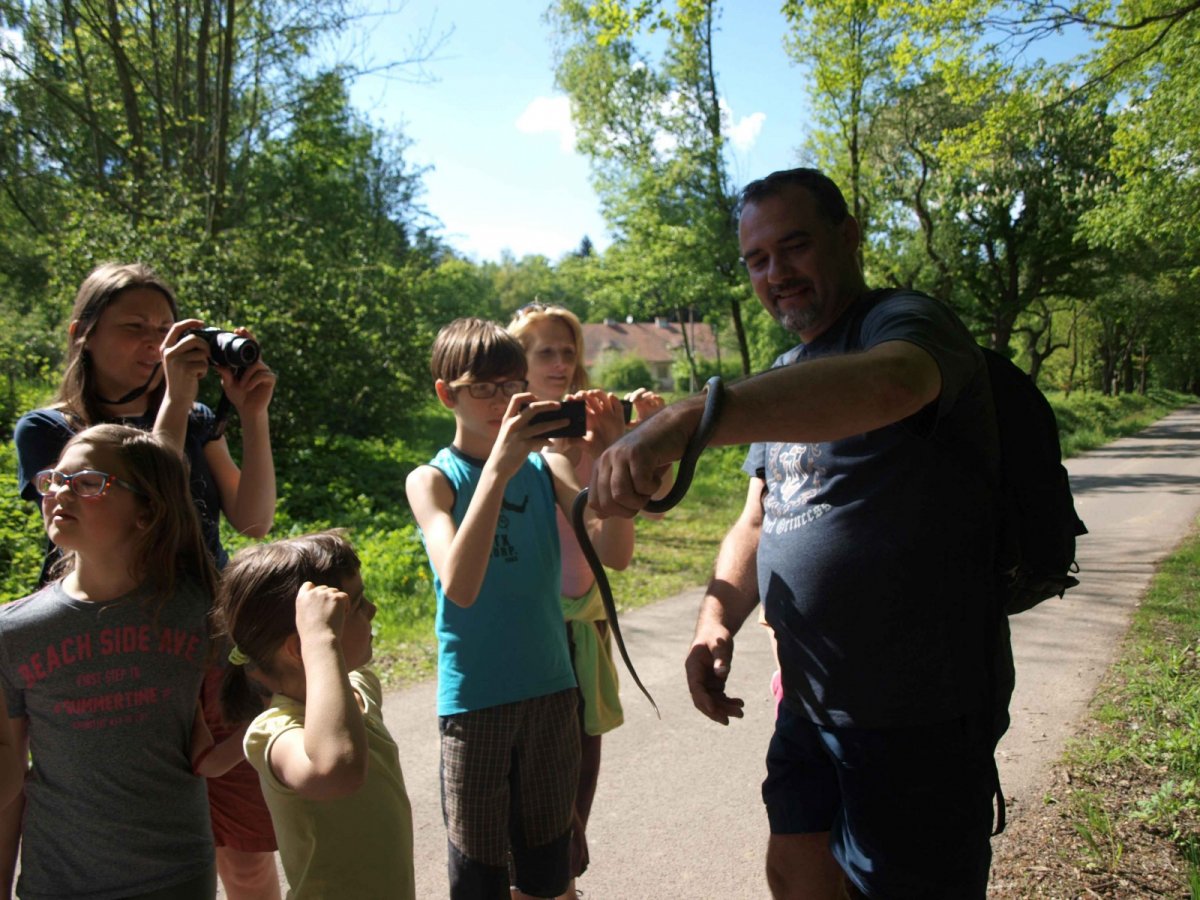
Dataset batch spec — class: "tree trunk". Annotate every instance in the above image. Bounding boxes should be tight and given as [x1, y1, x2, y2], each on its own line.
[1099, 343, 1116, 396]
[1064, 306, 1080, 398]
[729, 296, 750, 375]
[676, 306, 698, 393]
[146, 0, 170, 168]
[63, 0, 107, 187]
[990, 313, 1014, 355]
[694, 0, 750, 376]
[195, 0, 213, 170]
[104, 0, 147, 219]
[208, 0, 235, 235]
[848, 13, 865, 272]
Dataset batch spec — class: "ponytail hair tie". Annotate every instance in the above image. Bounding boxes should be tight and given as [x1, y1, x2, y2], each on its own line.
[228, 645, 250, 666]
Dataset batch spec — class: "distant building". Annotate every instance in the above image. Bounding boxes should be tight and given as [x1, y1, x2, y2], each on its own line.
[582, 317, 719, 391]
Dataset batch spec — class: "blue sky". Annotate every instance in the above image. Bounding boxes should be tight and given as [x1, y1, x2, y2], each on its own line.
[336, 2, 1094, 264]
[339, 2, 810, 263]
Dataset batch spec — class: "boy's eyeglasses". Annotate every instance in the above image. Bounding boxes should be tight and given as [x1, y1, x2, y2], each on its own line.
[34, 469, 146, 499]
[451, 379, 529, 399]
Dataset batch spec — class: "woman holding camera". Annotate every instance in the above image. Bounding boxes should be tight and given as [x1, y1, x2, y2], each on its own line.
[12, 261, 281, 900]
[15, 262, 276, 570]
[508, 302, 668, 900]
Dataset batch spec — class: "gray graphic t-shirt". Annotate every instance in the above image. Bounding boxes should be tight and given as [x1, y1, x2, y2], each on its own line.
[0, 581, 213, 899]
[745, 291, 999, 729]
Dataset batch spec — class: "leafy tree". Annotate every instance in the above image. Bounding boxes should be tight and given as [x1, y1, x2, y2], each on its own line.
[0, 2, 442, 445]
[901, 74, 1112, 355]
[488, 252, 564, 319]
[781, 0, 916, 251]
[549, 0, 751, 374]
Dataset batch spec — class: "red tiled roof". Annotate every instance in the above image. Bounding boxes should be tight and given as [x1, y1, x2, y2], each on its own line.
[582, 321, 718, 366]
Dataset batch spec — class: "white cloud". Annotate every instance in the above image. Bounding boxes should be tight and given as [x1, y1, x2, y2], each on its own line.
[720, 98, 765, 152]
[727, 111, 766, 151]
[516, 95, 577, 153]
[513, 89, 764, 161]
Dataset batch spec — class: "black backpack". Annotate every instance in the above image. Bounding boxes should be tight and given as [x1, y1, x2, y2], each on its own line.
[982, 347, 1088, 614]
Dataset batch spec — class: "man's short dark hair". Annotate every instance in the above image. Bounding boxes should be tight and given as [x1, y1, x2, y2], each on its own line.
[737, 168, 850, 226]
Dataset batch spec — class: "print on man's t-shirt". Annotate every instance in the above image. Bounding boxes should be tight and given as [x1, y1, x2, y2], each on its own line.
[762, 442, 832, 536]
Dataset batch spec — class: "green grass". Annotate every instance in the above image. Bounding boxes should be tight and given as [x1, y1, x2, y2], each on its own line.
[1049, 522, 1200, 891]
[1052, 387, 1193, 457]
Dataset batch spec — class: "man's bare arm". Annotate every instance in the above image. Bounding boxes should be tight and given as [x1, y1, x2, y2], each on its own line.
[686, 478, 765, 724]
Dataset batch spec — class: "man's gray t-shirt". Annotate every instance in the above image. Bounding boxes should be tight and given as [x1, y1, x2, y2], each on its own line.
[745, 290, 999, 729]
[0, 581, 213, 899]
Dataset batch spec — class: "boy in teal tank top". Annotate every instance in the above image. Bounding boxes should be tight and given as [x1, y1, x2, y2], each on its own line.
[406, 318, 634, 900]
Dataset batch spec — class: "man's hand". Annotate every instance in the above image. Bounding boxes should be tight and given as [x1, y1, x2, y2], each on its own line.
[588, 398, 700, 517]
[685, 624, 745, 725]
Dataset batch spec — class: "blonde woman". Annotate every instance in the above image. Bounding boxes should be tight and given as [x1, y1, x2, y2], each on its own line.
[508, 303, 668, 900]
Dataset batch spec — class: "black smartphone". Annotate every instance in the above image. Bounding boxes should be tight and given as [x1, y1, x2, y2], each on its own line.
[621, 398, 634, 424]
[528, 399, 587, 438]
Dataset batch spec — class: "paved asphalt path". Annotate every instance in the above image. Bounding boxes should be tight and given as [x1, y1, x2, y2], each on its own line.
[231, 404, 1200, 898]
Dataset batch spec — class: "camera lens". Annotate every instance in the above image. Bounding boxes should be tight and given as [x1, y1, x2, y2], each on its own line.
[214, 332, 260, 367]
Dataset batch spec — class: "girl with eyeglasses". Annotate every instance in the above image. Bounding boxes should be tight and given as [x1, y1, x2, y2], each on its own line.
[0, 424, 219, 898]
[11, 262, 282, 900]
[507, 304, 670, 900]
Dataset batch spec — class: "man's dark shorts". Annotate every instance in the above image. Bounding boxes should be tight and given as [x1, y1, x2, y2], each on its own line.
[763, 703, 996, 899]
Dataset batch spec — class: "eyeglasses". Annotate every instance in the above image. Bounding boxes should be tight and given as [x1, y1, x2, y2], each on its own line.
[34, 469, 145, 499]
[451, 379, 529, 399]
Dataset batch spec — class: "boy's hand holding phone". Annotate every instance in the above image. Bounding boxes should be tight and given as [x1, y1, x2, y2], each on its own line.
[491, 394, 577, 480]
[526, 398, 587, 438]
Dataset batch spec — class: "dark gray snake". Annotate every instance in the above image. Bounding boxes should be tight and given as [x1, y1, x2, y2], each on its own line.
[570, 376, 725, 714]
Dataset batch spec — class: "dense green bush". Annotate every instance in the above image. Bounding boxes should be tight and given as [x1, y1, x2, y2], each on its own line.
[0, 441, 50, 603]
[592, 352, 655, 393]
[1050, 387, 1191, 457]
[671, 356, 743, 392]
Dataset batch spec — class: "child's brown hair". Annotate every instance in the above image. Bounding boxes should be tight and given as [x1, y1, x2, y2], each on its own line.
[217, 530, 361, 722]
[430, 317, 526, 386]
